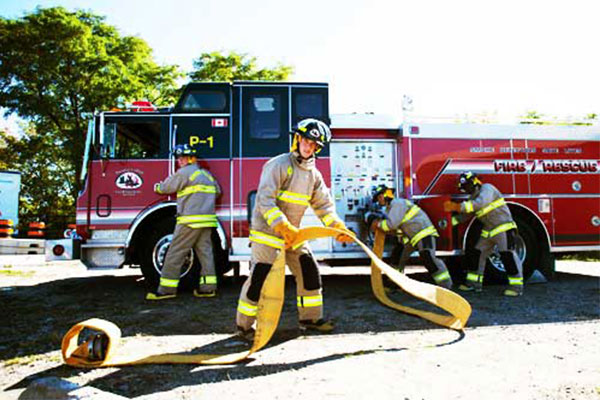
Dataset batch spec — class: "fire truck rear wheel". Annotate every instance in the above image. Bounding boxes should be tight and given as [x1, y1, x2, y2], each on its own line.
[139, 220, 198, 291]
[483, 218, 539, 284]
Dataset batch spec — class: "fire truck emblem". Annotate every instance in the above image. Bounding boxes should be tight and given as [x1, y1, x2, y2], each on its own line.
[115, 171, 143, 189]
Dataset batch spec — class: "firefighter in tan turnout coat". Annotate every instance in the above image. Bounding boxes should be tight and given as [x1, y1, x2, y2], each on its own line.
[444, 171, 524, 296]
[146, 144, 221, 300]
[236, 119, 353, 339]
[368, 185, 453, 289]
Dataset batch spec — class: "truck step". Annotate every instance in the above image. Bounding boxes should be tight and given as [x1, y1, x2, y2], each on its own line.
[81, 241, 125, 249]
[0, 239, 45, 254]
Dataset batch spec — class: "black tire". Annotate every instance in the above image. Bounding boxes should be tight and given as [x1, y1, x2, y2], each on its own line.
[139, 218, 199, 291]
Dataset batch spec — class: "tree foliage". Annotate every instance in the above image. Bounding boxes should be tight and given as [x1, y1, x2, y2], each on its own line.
[519, 110, 597, 126]
[0, 125, 74, 231]
[0, 8, 295, 227]
[189, 51, 293, 82]
[0, 7, 182, 227]
[0, 7, 181, 212]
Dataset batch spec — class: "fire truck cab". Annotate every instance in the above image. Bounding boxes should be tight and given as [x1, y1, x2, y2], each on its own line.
[77, 82, 337, 288]
[73, 81, 600, 289]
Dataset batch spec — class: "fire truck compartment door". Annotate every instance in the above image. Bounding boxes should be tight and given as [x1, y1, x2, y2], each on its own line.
[329, 140, 399, 252]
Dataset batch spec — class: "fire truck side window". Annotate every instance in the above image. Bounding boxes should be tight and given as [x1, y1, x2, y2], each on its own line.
[291, 88, 330, 156]
[292, 88, 329, 124]
[249, 95, 282, 139]
[104, 121, 162, 159]
[182, 91, 227, 112]
[294, 93, 325, 120]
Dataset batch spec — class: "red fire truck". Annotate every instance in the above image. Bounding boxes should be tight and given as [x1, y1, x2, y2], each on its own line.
[55, 81, 599, 288]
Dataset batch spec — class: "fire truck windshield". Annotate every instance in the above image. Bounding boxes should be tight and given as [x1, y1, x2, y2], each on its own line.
[101, 121, 161, 159]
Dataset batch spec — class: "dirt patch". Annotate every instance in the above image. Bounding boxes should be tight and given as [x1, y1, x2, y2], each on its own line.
[1, 257, 599, 399]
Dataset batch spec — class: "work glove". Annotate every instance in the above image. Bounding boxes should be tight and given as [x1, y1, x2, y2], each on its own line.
[443, 200, 461, 213]
[331, 221, 355, 243]
[154, 183, 162, 194]
[365, 211, 386, 232]
[273, 221, 300, 247]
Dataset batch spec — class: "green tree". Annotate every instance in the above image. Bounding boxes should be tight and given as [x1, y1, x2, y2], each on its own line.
[0, 124, 74, 233]
[189, 51, 293, 82]
[0, 7, 181, 211]
[520, 110, 545, 124]
[520, 110, 597, 126]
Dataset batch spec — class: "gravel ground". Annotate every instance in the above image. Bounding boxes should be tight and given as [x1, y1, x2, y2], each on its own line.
[1, 256, 599, 399]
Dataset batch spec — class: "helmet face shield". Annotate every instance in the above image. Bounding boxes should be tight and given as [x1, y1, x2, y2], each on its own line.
[458, 171, 481, 193]
[458, 176, 469, 193]
[173, 144, 196, 158]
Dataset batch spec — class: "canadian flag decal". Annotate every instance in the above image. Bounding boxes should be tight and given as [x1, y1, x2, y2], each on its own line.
[211, 118, 228, 128]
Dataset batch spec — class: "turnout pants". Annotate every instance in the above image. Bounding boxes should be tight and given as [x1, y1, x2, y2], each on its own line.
[398, 236, 453, 288]
[469, 229, 523, 291]
[158, 225, 216, 294]
[236, 242, 323, 330]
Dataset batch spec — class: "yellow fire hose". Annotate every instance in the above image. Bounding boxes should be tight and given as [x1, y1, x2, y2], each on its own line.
[61, 227, 471, 368]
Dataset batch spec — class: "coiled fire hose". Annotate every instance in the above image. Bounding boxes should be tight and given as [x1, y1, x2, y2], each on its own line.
[61, 227, 471, 367]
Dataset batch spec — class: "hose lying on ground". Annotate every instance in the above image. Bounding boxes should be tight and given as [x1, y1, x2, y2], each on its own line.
[61, 227, 471, 367]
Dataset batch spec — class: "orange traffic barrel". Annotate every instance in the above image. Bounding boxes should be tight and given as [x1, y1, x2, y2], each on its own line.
[0, 219, 14, 238]
[27, 221, 46, 238]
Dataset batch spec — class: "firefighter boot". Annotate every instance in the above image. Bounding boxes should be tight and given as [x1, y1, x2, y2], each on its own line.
[436, 276, 453, 290]
[145, 292, 177, 301]
[458, 271, 483, 292]
[459, 248, 483, 292]
[500, 251, 524, 297]
[420, 249, 453, 290]
[234, 326, 255, 344]
[299, 318, 335, 333]
[458, 280, 483, 293]
[193, 289, 216, 298]
[503, 275, 524, 296]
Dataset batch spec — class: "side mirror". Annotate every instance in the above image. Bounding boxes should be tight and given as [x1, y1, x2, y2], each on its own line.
[247, 190, 257, 224]
[100, 123, 116, 159]
[99, 144, 110, 160]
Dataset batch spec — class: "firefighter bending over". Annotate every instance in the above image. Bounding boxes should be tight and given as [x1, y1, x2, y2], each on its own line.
[367, 185, 453, 289]
[236, 118, 354, 340]
[443, 171, 523, 296]
[146, 144, 221, 300]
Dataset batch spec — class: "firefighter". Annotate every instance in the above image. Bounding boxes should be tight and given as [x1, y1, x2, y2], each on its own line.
[235, 118, 354, 340]
[367, 185, 453, 289]
[146, 144, 221, 300]
[443, 171, 524, 296]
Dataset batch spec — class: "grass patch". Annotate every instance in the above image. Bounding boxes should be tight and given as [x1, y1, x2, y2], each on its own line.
[557, 251, 600, 262]
[0, 269, 35, 277]
[3, 353, 61, 367]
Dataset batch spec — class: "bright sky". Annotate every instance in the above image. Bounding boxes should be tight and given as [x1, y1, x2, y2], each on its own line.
[1, 0, 598, 128]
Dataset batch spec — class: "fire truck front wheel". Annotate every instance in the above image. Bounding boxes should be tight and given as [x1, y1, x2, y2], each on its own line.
[139, 221, 198, 291]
